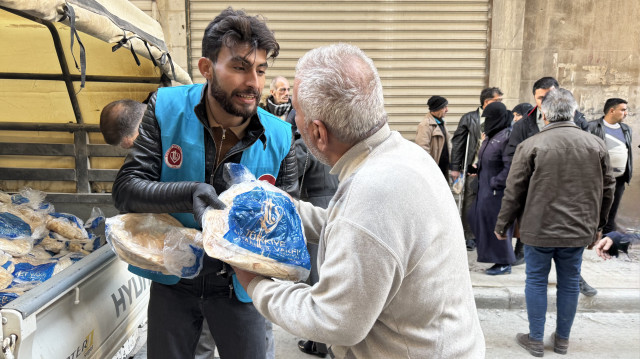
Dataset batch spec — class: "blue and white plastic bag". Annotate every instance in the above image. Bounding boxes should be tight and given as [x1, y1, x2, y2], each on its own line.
[202, 164, 311, 281]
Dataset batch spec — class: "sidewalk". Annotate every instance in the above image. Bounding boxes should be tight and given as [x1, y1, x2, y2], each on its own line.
[132, 245, 640, 359]
[468, 243, 640, 312]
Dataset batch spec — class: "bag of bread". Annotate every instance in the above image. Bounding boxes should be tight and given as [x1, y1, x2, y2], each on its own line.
[0, 209, 37, 257]
[202, 164, 310, 282]
[105, 213, 204, 279]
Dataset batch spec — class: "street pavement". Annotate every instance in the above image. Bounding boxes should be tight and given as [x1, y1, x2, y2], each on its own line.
[132, 243, 640, 358]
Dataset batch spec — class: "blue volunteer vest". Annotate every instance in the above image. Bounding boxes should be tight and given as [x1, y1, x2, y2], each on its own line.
[129, 83, 291, 285]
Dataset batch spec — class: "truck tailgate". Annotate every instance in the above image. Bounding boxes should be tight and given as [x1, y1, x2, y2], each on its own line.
[1, 246, 149, 359]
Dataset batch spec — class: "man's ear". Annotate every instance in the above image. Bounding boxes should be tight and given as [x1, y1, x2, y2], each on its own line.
[197, 57, 212, 80]
[542, 112, 549, 125]
[312, 120, 330, 152]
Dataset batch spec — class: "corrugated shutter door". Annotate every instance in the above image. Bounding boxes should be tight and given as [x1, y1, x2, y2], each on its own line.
[129, 0, 154, 17]
[189, 1, 489, 139]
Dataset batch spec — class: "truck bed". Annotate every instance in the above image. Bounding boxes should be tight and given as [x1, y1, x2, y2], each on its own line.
[1, 246, 149, 359]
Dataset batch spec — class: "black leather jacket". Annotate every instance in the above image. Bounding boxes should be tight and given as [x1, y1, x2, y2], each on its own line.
[450, 108, 481, 172]
[587, 117, 633, 183]
[112, 87, 298, 276]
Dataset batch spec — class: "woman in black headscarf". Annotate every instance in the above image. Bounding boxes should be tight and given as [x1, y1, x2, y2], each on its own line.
[468, 102, 516, 275]
[512, 102, 534, 124]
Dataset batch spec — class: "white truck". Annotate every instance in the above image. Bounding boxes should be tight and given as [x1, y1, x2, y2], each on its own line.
[0, 1, 191, 357]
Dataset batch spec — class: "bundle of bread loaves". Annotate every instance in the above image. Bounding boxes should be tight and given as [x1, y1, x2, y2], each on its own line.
[0, 189, 105, 305]
[202, 164, 311, 282]
[105, 213, 204, 278]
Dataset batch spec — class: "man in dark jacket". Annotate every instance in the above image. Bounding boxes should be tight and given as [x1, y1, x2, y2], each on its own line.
[99, 99, 146, 149]
[587, 98, 632, 234]
[504, 77, 593, 288]
[112, 8, 297, 359]
[495, 88, 615, 357]
[450, 87, 504, 250]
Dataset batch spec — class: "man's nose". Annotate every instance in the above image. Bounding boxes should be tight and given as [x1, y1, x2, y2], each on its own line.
[244, 71, 259, 87]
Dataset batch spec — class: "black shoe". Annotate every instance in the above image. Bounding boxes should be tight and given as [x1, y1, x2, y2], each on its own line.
[466, 239, 476, 251]
[298, 340, 327, 358]
[486, 264, 511, 275]
[579, 277, 597, 297]
[513, 255, 525, 266]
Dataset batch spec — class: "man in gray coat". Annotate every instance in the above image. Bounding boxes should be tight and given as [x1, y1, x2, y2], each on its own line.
[495, 88, 615, 357]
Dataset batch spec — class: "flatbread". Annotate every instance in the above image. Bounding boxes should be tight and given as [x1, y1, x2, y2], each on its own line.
[46, 215, 87, 240]
[202, 182, 309, 281]
[0, 238, 32, 257]
[106, 213, 200, 275]
[0, 267, 13, 291]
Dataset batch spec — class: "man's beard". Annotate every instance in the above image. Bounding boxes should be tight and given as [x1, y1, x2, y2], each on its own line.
[209, 75, 260, 119]
[301, 130, 331, 166]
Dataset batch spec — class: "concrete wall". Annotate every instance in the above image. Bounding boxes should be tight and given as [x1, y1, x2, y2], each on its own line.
[491, 0, 640, 230]
[153, 0, 638, 231]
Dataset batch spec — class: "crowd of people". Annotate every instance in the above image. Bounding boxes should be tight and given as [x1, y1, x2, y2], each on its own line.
[417, 79, 632, 356]
[97, 6, 635, 359]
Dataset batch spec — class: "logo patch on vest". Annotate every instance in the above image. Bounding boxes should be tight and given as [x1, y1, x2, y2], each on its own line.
[258, 174, 276, 185]
[164, 144, 183, 169]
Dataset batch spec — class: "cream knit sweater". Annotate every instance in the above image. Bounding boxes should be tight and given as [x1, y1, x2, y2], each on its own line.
[247, 124, 485, 358]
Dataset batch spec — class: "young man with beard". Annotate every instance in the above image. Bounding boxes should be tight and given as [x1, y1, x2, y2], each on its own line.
[112, 7, 297, 359]
[587, 98, 632, 235]
[260, 75, 293, 120]
[233, 43, 485, 358]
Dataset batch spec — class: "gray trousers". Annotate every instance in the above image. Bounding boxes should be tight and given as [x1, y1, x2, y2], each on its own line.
[195, 320, 215, 359]
[194, 309, 275, 359]
[147, 274, 266, 359]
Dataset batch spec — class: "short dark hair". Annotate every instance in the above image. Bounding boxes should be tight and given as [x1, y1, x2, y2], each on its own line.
[480, 87, 503, 106]
[603, 98, 628, 114]
[100, 100, 145, 146]
[201, 7, 279, 63]
[532, 77, 559, 95]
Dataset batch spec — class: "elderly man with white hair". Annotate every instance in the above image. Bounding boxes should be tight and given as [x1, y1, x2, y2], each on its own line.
[232, 43, 485, 358]
[495, 88, 615, 357]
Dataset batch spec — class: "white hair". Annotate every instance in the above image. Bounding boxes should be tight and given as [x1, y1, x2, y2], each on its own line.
[540, 88, 577, 123]
[295, 43, 387, 144]
[270, 76, 287, 91]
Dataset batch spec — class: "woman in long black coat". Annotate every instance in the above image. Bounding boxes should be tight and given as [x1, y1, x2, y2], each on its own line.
[469, 102, 516, 275]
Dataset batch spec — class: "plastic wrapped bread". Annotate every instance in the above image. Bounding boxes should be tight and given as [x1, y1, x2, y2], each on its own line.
[45, 213, 88, 240]
[202, 166, 311, 281]
[105, 213, 204, 278]
[0, 267, 13, 291]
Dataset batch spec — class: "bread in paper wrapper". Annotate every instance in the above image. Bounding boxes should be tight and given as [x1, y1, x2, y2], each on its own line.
[203, 181, 311, 281]
[105, 213, 204, 278]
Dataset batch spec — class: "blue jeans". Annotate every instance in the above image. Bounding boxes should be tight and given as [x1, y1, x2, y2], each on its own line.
[524, 245, 584, 341]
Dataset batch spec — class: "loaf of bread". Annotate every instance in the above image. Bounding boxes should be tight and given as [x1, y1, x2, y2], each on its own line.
[0, 267, 13, 291]
[202, 181, 310, 282]
[46, 215, 87, 240]
[106, 213, 200, 275]
[0, 238, 32, 257]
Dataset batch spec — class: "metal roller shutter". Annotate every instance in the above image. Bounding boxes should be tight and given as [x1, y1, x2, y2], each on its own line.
[189, 1, 490, 139]
[129, 0, 154, 17]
